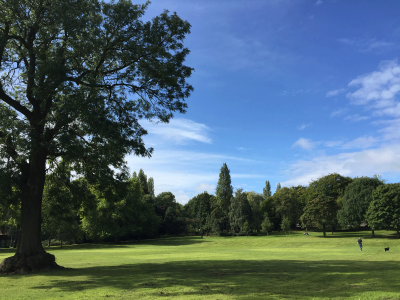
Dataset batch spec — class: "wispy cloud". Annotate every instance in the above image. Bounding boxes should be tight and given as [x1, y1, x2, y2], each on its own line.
[341, 136, 377, 149]
[326, 88, 347, 97]
[344, 114, 370, 122]
[338, 38, 395, 53]
[297, 123, 313, 130]
[142, 118, 212, 145]
[324, 140, 344, 147]
[330, 108, 347, 117]
[315, 0, 323, 6]
[292, 138, 315, 150]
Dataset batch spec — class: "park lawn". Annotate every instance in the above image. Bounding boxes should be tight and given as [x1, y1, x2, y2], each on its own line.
[1, 231, 400, 299]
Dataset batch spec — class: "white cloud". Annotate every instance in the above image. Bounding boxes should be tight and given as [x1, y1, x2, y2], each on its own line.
[195, 183, 216, 194]
[347, 60, 400, 109]
[237, 147, 252, 151]
[142, 118, 212, 145]
[315, 0, 323, 6]
[282, 144, 400, 186]
[330, 108, 347, 117]
[326, 88, 347, 97]
[292, 138, 315, 150]
[325, 140, 344, 147]
[374, 118, 400, 141]
[343, 114, 370, 122]
[297, 123, 313, 130]
[341, 136, 377, 149]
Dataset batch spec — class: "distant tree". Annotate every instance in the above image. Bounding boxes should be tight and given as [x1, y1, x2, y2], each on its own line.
[208, 198, 226, 233]
[154, 191, 177, 234]
[280, 217, 290, 235]
[307, 173, 352, 205]
[41, 162, 83, 247]
[365, 184, 400, 238]
[276, 183, 281, 193]
[263, 181, 272, 199]
[196, 192, 214, 231]
[306, 173, 352, 232]
[132, 172, 138, 178]
[300, 195, 338, 237]
[216, 163, 233, 213]
[247, 191, 263, 232]
[81, 177, 159, 242]
[242, 221, 250, 235]
[273, 187, 302, 229]
[138, 169, 149, 194]
[337, 176, 383, 236]
[261, 214, 273, 236]
[147, 177, 155, 197]
[215, 163, 233, 230]
[229, 188, 252, 233]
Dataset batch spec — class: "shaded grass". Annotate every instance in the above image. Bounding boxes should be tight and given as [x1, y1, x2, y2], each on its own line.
[1, 230, 400, 299]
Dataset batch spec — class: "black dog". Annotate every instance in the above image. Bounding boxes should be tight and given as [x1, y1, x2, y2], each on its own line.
[384, 247, 389, 252]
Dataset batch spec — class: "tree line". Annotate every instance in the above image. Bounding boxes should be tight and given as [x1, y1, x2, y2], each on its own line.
[186, 163, 400, 238]
[2, 162, 399, 247]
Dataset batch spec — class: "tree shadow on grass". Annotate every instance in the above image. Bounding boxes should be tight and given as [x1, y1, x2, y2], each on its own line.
[19, 259, 400, 299]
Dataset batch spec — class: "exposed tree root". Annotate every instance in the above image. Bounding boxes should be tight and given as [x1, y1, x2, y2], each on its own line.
[0, 252, 63, 274]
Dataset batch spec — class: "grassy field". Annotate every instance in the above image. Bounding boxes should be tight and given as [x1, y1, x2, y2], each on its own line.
[1, 230, 400, 299]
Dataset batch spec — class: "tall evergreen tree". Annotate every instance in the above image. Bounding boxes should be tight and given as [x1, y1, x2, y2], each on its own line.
[147, 177, 155, 197]
[132, 172, 137, 178]
[276, 183, 281, 193]
[215, 163, 233, 215]
[138, 169, 148, 193]
[263, 181, 271, 199]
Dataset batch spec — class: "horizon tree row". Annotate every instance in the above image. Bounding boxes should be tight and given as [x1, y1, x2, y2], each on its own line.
[186, 163, 400, 238]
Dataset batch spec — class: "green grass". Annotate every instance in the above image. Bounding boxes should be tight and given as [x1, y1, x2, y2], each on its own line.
[1, 230, 400, 299]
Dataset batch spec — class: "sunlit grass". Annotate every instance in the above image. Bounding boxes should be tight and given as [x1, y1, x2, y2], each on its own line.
[1, 230, 400, 299]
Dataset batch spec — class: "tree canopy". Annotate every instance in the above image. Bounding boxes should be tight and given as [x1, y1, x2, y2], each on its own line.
[337, 176, 383, 230]
[0, 0, 193, 273]
[366, 184, 400, 238]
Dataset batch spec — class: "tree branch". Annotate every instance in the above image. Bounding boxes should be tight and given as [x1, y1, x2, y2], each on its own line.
[0, 88, 33, 119]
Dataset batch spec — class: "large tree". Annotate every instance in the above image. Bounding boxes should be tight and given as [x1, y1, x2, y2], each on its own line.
[0, 0, 193, 273]
[365, 184, 400, 238]
[300, 195, 338, 236]
[305, 173, 352, 232]
[337, 176, 383, 235]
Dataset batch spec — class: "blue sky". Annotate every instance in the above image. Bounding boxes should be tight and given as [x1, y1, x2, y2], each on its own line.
[127, 0, 400, 204]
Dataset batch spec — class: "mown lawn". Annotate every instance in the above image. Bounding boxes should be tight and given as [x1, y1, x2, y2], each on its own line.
[1, 230, 400, 299]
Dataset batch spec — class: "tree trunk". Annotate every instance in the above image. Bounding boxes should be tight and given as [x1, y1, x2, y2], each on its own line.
[0, 149, 61, 274]
[323, 224, 326, 237]
[372, 230, 375, 238]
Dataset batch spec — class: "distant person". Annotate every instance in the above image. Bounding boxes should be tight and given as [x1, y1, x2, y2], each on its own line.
[357, 237, 363, 251]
